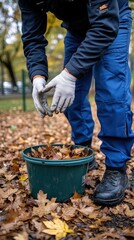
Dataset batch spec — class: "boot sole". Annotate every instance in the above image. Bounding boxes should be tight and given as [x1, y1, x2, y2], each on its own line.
[94, 193, 125, 206]
[94, 182, 130, 206]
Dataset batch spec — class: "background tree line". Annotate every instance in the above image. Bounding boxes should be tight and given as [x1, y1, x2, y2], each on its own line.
[0, 0, 134, 94]
[0, 0, 65, 92]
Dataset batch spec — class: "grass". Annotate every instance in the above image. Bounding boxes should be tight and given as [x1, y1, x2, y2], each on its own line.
[0, 94, 133, 111]
[0, 96, 54, 111]
[0, 97, 35, 111]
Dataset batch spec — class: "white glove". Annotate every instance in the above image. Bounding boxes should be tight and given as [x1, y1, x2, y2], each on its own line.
[44, 70, 77, 113]
[32, 77, 53, 117]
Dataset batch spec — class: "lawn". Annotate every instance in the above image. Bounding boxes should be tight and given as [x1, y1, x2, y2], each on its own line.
[0, 97, 35, 111]
[0, 96, 53, 111]
[0, 94, 133, 111]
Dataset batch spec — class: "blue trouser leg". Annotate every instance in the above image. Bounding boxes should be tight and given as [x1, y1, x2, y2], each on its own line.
[94, 10, 134, 168]
[64, 32, 94, 145]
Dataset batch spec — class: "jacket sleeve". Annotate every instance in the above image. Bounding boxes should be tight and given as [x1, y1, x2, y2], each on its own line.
[65, 0, 119, 79]
[18, 0, 48, 81]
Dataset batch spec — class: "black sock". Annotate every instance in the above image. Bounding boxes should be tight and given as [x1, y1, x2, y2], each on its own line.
[75, 140, 92, 147]
[106, 165, 126, 173]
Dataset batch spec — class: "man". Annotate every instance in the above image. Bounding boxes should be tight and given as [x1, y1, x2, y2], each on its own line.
[18, 0, 134, 206]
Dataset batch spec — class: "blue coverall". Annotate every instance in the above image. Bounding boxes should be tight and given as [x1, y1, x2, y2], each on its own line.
[18, 0, 134, 168]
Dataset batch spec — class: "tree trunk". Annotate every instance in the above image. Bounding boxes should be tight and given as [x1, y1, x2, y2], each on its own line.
[0, 63, 5, 95]
[2, 52, 18, 89]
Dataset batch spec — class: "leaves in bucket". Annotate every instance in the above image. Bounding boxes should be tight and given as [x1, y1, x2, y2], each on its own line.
[42, 218, 74, 240]
[27, 144, 91, 160]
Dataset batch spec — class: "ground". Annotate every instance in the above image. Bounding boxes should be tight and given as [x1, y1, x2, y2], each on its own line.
[0, 102, 134, 240]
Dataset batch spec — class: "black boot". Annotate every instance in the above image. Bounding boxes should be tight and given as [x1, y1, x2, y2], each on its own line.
[93, 168, 129, 206]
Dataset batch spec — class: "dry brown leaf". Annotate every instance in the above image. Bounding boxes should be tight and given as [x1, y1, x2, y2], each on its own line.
[1, 221, 23, 235]
[100, 215, 112, 222]
[5, 174, 17, 181]
[32, 219, 44, 233]
[35, 190, 49, 206]
[78, 206, 96, 216]
[87, 211, 99, 219]
[72, 192, 81, 199]
[122, 227, 134, 237]
[124, 198, 134, 206]
[62, 206, 76, 220]
[10, 163, 20, 173]
[81, 195, 93, 206]
[92, 232, 120, 240]
[14, 231, 28, 240]
[125, 208, 134, 217]
[19, 211, 31, 222]
[32, 200, 58, 218]
[125, 189, 134, 197]
[0, 188, 18, 199]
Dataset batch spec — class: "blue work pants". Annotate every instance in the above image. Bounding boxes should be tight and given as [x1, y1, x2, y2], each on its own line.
[64, 10, 134, 168]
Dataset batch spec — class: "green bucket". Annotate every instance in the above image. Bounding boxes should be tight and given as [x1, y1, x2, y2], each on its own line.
[22, 144, 94, 202]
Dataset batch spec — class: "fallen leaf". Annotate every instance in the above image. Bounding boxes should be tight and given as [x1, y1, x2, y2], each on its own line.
[0, 188, 18, 199]
[42, 218, 74, 240]
[92, 231, 120, 239]
[14, 231, 28, 240]
[78, 206, 96, 216]
[124, 198, 134, 206]
[19, 174, 28, 181]
[122, 227, 134, 237]
[125, 208, 134, 217]
[35, 190, 49, 206]
[32, 191, 58, 217]
[62, 206, 76, 220]
[72, 192, 81, 199]
[32, 219, 44, 233]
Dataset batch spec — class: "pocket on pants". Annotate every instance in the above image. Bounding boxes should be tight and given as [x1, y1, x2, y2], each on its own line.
[125, 111, 134, 137]
[97, 101, 133, 138]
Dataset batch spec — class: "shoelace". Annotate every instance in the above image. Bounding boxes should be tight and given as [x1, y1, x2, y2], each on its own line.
[101, 170, 121, 186]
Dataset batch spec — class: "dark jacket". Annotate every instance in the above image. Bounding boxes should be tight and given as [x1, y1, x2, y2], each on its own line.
[18, 0, 130, 80]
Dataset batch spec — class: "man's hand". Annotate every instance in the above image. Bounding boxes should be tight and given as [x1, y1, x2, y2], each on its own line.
[44, 70, 77, 113]
[32, 77, 53, 117]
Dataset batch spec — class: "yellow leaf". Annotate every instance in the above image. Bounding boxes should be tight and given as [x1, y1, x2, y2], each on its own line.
[42, 218, 74, 240]
[43, 220, 57, 229]
[64, 221, 69, 231]
[56, 231, 67, 240]
[43, 229, 59, 235]
[53, 218, 65, 230]
[19, 174, 28, 181]
[64, 222, 74, 233]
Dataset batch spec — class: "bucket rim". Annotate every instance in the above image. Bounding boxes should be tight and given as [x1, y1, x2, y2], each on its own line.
[22, 144, 94, 166]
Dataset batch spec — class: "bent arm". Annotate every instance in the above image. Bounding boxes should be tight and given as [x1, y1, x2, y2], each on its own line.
[18, 0, 48, 80]
[65, 0, 119, 79]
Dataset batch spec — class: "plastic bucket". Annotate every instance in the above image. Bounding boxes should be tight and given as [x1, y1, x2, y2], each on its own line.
[22, 144, 94, 202]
